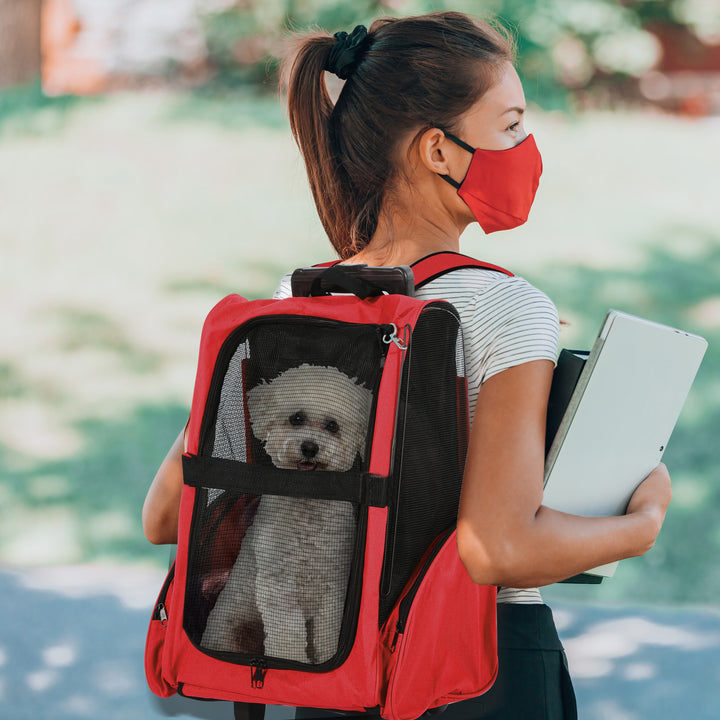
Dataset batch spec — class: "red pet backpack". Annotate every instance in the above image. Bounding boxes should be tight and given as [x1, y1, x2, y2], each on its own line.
[145, 252, 509, 719]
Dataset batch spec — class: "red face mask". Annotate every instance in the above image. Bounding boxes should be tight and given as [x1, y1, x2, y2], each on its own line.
[440, 133, 543, 234]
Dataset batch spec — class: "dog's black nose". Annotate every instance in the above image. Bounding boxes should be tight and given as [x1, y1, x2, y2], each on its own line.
[301, 440, 319, 459]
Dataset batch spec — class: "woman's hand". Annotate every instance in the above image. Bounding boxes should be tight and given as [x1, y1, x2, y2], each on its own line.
[624, 463, 672, 554]
[457, 361, 675, 587]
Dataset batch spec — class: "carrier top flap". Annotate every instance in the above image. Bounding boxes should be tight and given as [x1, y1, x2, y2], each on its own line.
[185, 292, 433, 456]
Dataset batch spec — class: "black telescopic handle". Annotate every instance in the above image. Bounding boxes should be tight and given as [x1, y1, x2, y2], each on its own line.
[308, 265, 385, 299]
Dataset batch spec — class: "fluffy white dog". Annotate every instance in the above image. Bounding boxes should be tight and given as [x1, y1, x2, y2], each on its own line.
[201, 364, 373, 664]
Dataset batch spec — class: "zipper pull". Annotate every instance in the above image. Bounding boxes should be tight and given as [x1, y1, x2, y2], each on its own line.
[390, 619, 405, 653]
[382, 323, 408, 351]
[157, 603, 168, 626]
[250, 659, 267, 689]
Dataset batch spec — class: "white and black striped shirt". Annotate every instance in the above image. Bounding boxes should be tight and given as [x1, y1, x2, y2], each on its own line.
[274, 267, 559, 603]
[416, 269, 558, 604]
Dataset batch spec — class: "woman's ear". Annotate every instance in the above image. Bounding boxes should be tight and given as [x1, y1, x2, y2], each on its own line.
[416, 127, 455, 176]
[417, 128, 472, 188]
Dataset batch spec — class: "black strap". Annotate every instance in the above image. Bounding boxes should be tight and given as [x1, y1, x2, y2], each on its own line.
[234, 702, 265, 720]
[183, 454, 388, 507]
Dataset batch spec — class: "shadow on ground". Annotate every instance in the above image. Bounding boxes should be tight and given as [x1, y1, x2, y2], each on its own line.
[0, 403, 190, 566]
[2, 563, 720, 720]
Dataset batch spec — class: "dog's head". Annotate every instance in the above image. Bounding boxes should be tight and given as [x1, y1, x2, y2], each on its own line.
[246, 364, 373, 472]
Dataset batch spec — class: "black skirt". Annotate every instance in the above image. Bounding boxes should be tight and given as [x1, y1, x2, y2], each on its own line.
[294, 603, 577, 720]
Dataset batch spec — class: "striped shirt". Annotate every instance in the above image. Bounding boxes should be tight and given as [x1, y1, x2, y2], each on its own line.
[274, 266, 559, 604]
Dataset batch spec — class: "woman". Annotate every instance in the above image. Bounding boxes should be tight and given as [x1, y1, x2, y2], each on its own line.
[144, 11, 671, 719]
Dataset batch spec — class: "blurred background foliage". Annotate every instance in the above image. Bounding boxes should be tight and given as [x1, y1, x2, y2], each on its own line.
[196, 0, 720, 111]
[2, 1, 717, 111]
[0, 0, 718, 611]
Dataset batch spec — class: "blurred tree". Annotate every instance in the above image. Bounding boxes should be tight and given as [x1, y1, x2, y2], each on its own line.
[199, 0, 390, 88]
[198, 0, 720, 110]
[0, 0, 42, 88]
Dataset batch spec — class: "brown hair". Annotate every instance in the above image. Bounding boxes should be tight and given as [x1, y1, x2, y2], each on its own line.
[281, 12, 515, 259]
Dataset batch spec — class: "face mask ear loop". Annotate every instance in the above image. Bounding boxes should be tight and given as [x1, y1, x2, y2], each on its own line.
[439, 173, 462, 189]
[438, 130, 476, 189]
[443, 132, 476, 155]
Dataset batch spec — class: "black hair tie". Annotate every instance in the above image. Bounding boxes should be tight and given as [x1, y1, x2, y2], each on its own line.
[325, 25, 369, 80]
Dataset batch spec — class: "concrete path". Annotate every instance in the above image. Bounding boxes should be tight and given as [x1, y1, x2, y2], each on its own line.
[1, 564, 719, 719]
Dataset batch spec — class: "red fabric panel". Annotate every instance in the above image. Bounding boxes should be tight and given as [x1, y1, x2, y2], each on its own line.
[144, 569, 176, 698]
[380, 531, 497, 720]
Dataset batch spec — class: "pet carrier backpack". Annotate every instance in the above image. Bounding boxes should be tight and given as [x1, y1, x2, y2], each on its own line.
[145, 252, 511, 720]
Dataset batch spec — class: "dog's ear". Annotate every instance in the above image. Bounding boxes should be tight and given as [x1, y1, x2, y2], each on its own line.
[246, 382, 272, 441]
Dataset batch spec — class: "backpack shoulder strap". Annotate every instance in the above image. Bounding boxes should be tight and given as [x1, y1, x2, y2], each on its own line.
[411, 251, 513, 290]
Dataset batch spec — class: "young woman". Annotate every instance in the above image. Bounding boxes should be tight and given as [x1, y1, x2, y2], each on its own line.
[144, 11, 672, 719]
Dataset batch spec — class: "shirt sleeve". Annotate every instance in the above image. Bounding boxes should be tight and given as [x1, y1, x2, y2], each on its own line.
[272, 272, 293, 299]
[462, 276, 560, 386]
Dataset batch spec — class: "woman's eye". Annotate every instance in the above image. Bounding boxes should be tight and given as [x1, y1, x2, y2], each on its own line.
[325, 420, 340, 434]
[507, 121, 520, 132]
[289, 412, 306, 426]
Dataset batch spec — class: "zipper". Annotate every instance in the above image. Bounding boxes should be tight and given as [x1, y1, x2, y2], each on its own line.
[250, 659, 267, 688]
[390, 526, 455, 653]
[379, 305, 460, 608]
[153, 562, 175, 624]
[157, 603, 168, 626]
[379, 323, 413, 599]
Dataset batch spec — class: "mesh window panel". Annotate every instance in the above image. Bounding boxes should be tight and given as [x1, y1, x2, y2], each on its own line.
[195, 487, 359, 665]
[379, 304, 467, 626]
[185, 318, 384, 665]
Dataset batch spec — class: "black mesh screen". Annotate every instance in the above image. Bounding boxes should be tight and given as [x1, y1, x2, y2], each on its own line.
[184, 317, 384, 665]
[378, 304, 467, 626]
[201, 320, 384, 459]
[190, 486, 359, 664]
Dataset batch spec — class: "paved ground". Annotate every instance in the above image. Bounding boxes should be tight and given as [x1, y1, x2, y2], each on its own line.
[1, 563, 719, 720]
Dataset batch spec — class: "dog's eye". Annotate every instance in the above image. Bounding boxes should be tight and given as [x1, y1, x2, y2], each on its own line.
[289, 412, 306, 427]
[325, 420, 340, 434]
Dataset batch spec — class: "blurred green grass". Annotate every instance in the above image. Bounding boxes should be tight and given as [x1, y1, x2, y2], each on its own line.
[0, 87, 718, 607]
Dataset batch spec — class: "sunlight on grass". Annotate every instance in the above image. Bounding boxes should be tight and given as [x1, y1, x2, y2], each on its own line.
[0, 89, 718, 607]
[2, 506, 82, 565]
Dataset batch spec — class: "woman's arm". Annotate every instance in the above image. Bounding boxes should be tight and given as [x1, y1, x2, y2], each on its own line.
[456, 359, 671, 588]
[142, 426, 186, 545]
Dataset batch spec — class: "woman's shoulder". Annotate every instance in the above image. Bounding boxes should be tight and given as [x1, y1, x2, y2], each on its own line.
[273, 266, 556, 316]
[417, 267, 557, 316]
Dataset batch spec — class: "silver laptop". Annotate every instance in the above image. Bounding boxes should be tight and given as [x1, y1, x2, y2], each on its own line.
[543, 310, 707, 577]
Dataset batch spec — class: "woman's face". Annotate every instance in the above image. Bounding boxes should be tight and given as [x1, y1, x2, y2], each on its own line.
[457, 61, 528, 151]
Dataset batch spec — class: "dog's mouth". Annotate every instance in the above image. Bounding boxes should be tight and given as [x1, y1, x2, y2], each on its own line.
[297, 460, 318, 471]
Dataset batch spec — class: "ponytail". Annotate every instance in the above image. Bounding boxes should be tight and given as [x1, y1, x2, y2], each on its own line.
[282, 32, 358, 258]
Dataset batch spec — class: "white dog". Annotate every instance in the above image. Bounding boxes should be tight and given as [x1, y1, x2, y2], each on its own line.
[201, 364, 373, 664]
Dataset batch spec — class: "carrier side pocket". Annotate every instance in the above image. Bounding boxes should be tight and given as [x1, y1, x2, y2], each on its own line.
[380, 529, 497, 720]
[145, 562, 177, 698]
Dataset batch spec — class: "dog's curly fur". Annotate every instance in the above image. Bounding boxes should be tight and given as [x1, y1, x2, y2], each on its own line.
[201, 364, 373, 663]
